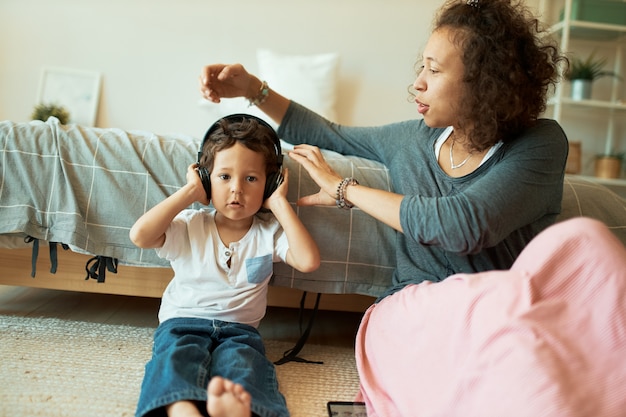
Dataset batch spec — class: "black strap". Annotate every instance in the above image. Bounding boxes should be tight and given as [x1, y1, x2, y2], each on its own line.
[274, 291, 324, 365]
[24, 237, 71, 277]
[85, 256, 119, 283]
[24, 236, 39, 278]
[48, 242, 69, 274]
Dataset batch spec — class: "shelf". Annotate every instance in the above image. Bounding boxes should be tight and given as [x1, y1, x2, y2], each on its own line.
[542, 0, 626, 173]
[548, 97, 626, 111]
[550, 20, 626, 41]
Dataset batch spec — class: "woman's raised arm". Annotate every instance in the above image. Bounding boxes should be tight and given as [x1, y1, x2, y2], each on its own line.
[199, 63, 290, 125]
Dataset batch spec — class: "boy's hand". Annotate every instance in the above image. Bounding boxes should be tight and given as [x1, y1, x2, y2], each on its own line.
[263, 168, 289, 212]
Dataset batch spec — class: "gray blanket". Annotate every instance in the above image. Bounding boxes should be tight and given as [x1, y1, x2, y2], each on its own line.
[0, 118, 396, 296]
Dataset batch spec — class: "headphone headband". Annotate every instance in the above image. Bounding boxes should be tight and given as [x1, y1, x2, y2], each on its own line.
[198, 113, 281, 164]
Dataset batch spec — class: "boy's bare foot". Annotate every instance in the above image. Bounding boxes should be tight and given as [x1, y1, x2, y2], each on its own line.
[207, 376, 252, 417]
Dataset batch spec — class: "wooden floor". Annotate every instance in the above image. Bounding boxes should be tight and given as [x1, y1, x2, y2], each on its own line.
[0, 285, 364, 348]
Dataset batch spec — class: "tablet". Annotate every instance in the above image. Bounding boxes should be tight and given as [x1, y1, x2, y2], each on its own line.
[327, 401, 367, 416]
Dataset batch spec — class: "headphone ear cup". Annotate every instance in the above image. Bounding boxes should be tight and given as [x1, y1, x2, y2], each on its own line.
[197, 167, 211, 200]
[263, 171, 284, 200]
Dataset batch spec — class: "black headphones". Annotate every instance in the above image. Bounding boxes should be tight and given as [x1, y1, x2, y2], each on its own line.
[197, 113, 283, 201]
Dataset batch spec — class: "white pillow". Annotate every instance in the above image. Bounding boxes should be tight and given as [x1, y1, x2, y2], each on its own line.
[257, 49, 339, 123]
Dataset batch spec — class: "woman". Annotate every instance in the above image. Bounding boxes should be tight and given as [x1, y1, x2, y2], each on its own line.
[200, 0, 574, 415]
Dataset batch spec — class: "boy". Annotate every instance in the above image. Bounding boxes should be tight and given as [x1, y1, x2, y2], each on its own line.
[130, 114, 320, 417]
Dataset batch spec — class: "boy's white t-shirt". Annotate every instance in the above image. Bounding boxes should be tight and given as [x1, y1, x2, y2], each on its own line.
[156, 208, 289, 328]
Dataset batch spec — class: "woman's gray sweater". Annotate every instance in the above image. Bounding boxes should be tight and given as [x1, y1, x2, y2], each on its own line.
[278, 102, 569, 297]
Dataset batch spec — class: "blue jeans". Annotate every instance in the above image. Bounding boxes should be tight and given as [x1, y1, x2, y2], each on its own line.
[135, 317, 289, 417]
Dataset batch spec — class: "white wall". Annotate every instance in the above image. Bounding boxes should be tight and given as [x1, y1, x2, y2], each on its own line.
[0, 0, 449, 137]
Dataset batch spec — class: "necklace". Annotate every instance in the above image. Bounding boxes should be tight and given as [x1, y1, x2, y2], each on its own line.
[449, 138, 473, 169]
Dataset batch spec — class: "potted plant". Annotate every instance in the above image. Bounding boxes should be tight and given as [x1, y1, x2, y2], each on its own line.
[31, 103, 70, 124]
[565, 51, 622, 100]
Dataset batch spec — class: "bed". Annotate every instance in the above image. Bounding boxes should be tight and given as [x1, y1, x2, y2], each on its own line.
[1, 117, 626, 312]
[0, 117, 395, 311]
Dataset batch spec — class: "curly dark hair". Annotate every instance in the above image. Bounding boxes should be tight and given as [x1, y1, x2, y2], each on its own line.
[199, 117, 281, 177]
[414, 0, 568, 152]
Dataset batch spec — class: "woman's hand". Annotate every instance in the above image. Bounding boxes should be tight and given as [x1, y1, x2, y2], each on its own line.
[199, 62, 291, 125]
[199, 63, 257, 103]
[187, 163, 210, 206]
[288, 145, 342, 207]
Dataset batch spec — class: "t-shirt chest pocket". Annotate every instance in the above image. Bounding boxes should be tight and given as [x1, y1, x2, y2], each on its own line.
[245, 254, 273, 284]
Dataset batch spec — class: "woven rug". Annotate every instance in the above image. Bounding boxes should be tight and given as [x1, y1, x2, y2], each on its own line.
[0, 315, 360, 417]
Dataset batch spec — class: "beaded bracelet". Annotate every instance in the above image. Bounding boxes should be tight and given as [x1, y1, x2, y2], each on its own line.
[248, 80, 269, 107]
[335, 177, 359, 210]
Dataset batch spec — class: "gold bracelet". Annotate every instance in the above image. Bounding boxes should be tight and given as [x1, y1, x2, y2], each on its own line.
[248, 80, 269, 107]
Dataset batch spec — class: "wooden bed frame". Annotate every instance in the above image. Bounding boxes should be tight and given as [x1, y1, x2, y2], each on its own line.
[0, 247, 375, 312]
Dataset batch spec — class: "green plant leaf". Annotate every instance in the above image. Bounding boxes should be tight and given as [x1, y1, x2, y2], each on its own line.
[31, 103, 70, 125]
[566, 51, 622, 81]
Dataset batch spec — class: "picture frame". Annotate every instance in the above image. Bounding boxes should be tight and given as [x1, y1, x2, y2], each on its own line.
[37, 67, 102, 127]
[327, 401, 367, 417]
